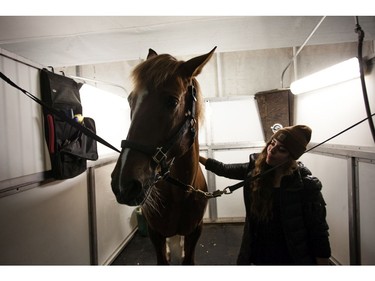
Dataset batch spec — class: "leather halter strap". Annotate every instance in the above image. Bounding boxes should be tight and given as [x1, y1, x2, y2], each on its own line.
[120, 85, 197, 176]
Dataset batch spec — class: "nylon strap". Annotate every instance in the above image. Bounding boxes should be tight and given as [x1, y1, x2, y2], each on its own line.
[0, 71, 121, 153]
[223, 112, 375, 196]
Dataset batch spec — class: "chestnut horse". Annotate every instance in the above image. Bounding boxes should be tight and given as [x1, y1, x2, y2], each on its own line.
[111, 47, 216, 264]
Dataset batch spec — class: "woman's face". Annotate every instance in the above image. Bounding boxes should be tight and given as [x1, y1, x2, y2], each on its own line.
[266, 139, 290, 166]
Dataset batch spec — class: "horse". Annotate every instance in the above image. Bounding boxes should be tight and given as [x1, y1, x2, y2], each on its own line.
[111, 47, 217, 264]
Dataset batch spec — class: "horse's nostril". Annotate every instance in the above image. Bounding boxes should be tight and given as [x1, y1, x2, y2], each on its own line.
[115, 179, 144, 206]
[125, 179, 142, 196]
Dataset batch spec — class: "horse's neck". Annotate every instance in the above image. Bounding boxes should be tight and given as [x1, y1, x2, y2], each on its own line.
[172, 140, 199, 182]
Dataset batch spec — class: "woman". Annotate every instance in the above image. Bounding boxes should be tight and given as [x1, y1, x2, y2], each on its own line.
[199, 125, 331, 265]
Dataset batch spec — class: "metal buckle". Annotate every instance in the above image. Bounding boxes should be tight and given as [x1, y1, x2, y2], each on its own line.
[152, 147, 167, 164]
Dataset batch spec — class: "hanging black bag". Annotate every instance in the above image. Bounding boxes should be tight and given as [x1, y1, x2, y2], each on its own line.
[40, 68, 98, 179]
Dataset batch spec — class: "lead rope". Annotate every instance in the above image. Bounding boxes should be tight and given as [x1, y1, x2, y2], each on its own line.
[210, 112, 375, 199]
[3, 71, 373, 199]
[0, 71, 121, 153]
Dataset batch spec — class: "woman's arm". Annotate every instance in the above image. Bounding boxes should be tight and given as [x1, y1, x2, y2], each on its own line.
[199, 155, 249, 180]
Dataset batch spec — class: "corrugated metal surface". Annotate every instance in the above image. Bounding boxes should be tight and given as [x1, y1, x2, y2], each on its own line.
[0, 49, 135, 265]
[0, 49, 47, 182]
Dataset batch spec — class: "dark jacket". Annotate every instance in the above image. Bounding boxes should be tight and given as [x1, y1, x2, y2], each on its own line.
[205, 153, 331, 265]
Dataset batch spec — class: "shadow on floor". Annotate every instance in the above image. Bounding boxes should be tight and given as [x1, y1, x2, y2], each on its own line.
[111, 223, 244, 265]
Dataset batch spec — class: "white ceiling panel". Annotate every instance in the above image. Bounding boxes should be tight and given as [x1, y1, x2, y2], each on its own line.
[0, 16, 374, 67]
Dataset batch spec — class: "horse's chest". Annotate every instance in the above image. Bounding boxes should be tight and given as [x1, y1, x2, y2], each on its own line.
[143, 190, 207, 236]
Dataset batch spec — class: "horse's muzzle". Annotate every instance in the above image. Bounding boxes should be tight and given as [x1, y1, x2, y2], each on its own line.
[111, 177, 145, 206]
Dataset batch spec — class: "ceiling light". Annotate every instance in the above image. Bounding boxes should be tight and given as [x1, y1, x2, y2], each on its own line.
[290, 57, 360, 95]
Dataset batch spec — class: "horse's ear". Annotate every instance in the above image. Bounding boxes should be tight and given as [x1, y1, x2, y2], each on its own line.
[147, 48, 158, 59]
[179, 46, 217, 78]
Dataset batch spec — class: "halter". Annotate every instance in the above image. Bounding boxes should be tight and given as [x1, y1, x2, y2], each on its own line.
[121, 84, 198, 183]
[120, 84, 245, 199]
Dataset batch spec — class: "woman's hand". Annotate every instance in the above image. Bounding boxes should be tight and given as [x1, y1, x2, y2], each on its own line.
[199, 156, 207, 165]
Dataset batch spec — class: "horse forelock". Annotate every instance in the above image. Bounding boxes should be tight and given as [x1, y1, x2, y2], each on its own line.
[132, 54, 181, 91]
[131, 54, 205, 125]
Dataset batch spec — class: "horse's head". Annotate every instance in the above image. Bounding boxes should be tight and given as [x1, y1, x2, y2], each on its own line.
[111, 47, 216, 206]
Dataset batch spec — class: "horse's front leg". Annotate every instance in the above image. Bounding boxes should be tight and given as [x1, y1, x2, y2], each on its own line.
[182, 222, 203, 265]
[147, 226, 169, 265]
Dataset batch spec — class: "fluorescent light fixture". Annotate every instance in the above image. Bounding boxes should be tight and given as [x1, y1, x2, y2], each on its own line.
[290, 57, 360, 95]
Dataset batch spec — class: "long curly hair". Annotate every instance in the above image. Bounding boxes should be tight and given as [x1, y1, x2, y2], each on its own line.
[249, 140, 297, 221]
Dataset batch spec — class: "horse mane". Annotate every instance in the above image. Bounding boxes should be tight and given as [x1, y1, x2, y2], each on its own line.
[131, 54, 205, 125]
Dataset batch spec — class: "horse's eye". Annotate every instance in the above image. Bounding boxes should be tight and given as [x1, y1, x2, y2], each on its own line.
[166, 96, 179, 109]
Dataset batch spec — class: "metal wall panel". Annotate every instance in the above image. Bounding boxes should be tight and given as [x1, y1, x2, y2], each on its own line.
[0, 173, 90, 264]
[358, 161, 375, 265]
[205, 98, 264, 144]
[79, 84, 128, 156]
[0, 50, 134, 265]
[94, 163, 137, 265]
[300, 153, 350, 265]
[201, 97, 264, 221]
[0, 53, 47, 182]
[213, 148, 259, 220]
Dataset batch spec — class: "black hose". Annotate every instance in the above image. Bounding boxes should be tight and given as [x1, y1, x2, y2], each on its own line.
[355, 16, 375, 143]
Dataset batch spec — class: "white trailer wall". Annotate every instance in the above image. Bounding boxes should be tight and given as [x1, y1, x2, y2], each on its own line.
[0, 51, 47, 180]
[299, 153, 351, 265]
[199, 98, 264, 221]
[0, 49, 135, 265]
[93, 163, 136, 265]
[358, 161, 375, 265]
[0, 173, 90, 264]
[292, 41, 375, 264]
